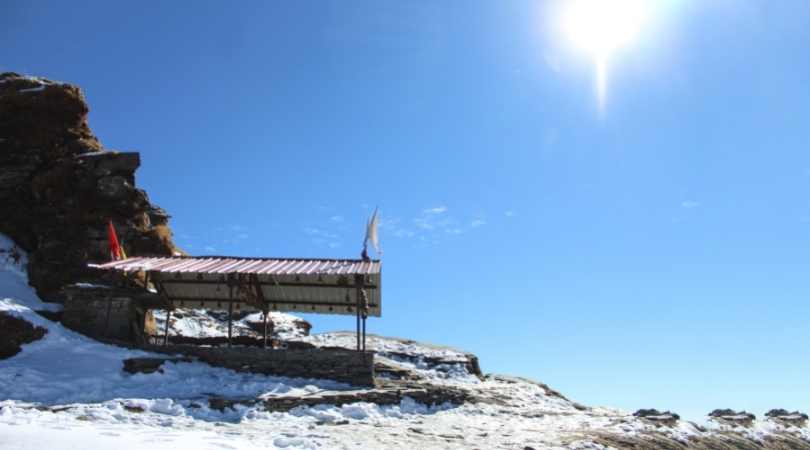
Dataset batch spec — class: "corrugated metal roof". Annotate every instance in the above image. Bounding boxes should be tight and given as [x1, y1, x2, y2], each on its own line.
[90, 256, 383, 317]
[91, 256, 381, 276]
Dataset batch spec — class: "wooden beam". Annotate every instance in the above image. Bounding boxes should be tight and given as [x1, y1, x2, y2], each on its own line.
[155, 278, 379, 290]
[164, 296, 379, 309]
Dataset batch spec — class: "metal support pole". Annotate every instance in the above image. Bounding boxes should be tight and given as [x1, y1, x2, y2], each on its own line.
[263, 310, 268, 349]
[164, 309, 171, 346]
[355, 275, 362, 352]
[227, 286, 234, 348]
[359, 280, 369, 353]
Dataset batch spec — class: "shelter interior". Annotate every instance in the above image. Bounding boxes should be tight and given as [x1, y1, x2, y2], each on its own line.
[89, 256, 382, 352]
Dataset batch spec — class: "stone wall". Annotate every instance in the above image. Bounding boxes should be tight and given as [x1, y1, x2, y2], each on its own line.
[144, 344, 375, 386]
[62, 285, 164, 341]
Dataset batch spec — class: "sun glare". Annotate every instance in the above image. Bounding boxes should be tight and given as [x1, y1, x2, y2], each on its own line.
[562, 0, 649, 113]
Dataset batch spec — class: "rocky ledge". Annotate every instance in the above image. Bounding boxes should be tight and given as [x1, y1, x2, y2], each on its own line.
[0, 312, 47, 359]
[0, 72, 178, 301]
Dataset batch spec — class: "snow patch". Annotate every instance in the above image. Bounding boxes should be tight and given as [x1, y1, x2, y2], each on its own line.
[19, 85, 46, 93]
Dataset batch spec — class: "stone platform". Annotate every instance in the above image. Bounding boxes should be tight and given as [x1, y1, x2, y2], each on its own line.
[133, 344, 375, 386]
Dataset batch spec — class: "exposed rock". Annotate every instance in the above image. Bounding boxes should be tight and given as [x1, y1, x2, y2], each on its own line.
[709, 408, 757, 427]
[373, 349, 483, 381]
[0, 72, 178, 301]
[591, 430, 810, 450]
[34, 309, 63, 323]
[633, 408, 680, 426]
[244, 315, 312, 337]
[122, 357, 190, 374]
[375, 359, 423, 381]
[767, 409, 809, 427]
[207, 380, 473, 413]
[0, 312, 47, 359]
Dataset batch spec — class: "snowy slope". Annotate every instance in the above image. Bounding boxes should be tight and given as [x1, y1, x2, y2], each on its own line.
[1, 234, 809, 450]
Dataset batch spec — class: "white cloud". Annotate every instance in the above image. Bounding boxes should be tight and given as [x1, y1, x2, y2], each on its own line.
[445, 228, 464, 235]
[328, 242, 342, 248]
[504, 210, 516, 217]
[329, 215, 344, 223]
[304, 227, 338, 239]
[393, 229, 416, 238]
[378, 217, 400, 229]
[471, 219, 486, 228]
[681, 200, 701, 209]
[203, 246, 217, 253]
[423, 206, 448, 215]
[413, 217, 434, 230]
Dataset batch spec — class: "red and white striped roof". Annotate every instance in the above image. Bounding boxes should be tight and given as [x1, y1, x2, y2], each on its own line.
[91, 256, 381, 276]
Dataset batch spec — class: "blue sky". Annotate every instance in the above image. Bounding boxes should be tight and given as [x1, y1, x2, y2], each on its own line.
[4, 1, 810, 420]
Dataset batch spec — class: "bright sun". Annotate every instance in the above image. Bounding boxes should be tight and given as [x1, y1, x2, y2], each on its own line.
[562, 0, 649, 112]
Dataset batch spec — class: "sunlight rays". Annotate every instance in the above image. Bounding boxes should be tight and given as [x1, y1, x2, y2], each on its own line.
[561, 0, 650, 115]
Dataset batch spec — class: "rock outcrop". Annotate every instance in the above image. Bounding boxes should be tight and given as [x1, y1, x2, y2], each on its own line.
[0, 313, 47, 359]
[767, 409, 809, 428]
[0, 73, 178, 301]
[633, 408, 681, 426]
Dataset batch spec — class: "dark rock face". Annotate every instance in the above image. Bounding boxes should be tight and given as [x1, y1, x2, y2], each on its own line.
[767, 409, 809, 427]
[709, 408, 757, 427]
[592, 431, 810, 450]
[0, 72, 178, 300]
[633, 408, 680, 426]
[0, 312, 48, 359]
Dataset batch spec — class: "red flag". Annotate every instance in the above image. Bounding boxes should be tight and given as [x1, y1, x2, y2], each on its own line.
[107, 220, 124, 261]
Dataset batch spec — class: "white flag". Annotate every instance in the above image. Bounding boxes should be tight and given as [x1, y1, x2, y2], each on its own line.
[364, 207, 381, 254]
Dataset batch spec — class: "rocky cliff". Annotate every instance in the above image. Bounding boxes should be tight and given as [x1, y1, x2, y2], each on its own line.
[0, 72, 178, 301]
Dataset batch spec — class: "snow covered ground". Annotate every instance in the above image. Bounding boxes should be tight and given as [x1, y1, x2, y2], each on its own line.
[153, 308, 309, 340]
[1, 234, 808, 449]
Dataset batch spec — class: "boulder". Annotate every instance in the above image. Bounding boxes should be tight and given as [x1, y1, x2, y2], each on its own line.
[0, 312, 48, 359]
[766, 409, 809, 427]
[633, 408, 680, 426]
[709, 409, 756, 427]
